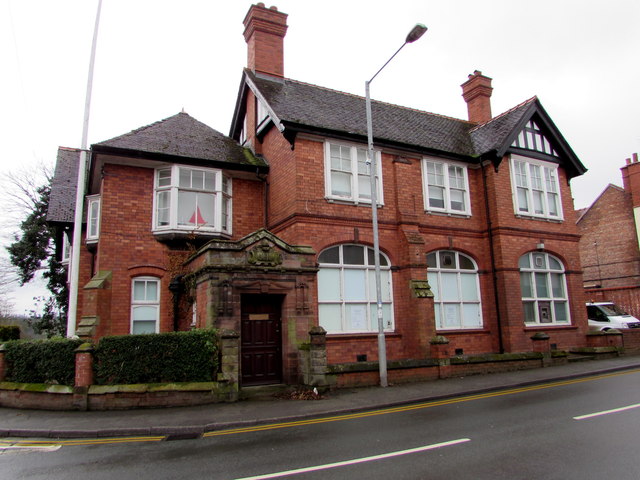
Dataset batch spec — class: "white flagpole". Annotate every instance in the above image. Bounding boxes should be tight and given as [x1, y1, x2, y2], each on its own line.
[67, 0, 103, 337]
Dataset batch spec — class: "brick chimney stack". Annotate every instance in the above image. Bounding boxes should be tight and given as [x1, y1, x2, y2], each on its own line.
[621, 153, 640, 207]
[243, 3, 288, 78]
[461, 70, 493, 124]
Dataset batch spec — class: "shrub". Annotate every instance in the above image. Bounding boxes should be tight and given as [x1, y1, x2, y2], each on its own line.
[0, 325, 20, 341]
[3, 338, 84, 385]
[94, 329, 218, 385]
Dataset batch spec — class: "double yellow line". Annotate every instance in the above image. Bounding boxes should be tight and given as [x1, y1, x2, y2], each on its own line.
[4, 368, 638, 447]
[204, 368, 640, 437]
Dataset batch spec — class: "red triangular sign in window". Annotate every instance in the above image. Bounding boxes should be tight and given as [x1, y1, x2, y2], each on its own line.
[189, 207, 206, 225]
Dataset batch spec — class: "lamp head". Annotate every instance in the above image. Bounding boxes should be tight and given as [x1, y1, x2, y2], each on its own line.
[406, 24, 427, 43]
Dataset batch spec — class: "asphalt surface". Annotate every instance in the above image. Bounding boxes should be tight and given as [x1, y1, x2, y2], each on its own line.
[1, 355, 639, 439]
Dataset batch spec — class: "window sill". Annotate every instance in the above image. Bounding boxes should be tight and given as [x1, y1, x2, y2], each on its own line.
[524, 324, 575, 330]
[325, 197, 383, 208]
[424, 210, 471, 219]
[435, 328, 489, 335]
[514, 214, 563, 223]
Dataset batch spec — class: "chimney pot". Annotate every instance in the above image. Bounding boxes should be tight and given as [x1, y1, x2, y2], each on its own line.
[627, 158, 632, 165]
[634, 153, 639, 163]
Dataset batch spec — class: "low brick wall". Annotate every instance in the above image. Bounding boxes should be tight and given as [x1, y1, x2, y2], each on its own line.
[622, 330, 640, 353]
[326, 352, 564, 387]
[0, 382, 236, 411]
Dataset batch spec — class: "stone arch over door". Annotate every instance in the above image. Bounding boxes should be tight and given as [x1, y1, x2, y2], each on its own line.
[185, 229, 317, 385]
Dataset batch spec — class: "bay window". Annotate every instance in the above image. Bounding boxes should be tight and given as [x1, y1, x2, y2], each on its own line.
[154, 166, 231, 235]
[86, 195, 101, 242]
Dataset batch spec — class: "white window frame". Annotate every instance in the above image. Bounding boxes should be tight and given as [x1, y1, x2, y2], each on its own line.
[86, 195, 101, 242]
[510, 155, 563, 221]
[519, 252, 570, 326]
[317, 244, 394, 334]
[61, 230, 71, 265]
[153, 165, 232, 236]
[324, 140, 383, 205]
[421, 158, 472, 216]
[131, 277, 160, 334]
[427, 250, 483, 330]
[256, 99, 269, 133]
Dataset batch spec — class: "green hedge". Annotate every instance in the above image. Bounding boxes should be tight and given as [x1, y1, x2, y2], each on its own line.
[0, 325, 20, 341]
[94, 329, 218, 385]
[2, 338, 84, 385]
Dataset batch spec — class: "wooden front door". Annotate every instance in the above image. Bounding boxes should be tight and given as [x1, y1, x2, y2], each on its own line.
[241, 294, 283, 386]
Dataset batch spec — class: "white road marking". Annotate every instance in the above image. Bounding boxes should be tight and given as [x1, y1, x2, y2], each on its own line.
[0, 444, 62, 454]
[574, 402, 640, 420]
[234, 438, 471, 480]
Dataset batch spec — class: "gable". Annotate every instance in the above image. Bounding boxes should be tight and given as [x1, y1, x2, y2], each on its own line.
[510, 120, 559, 158]
[471, 98, 586, 179]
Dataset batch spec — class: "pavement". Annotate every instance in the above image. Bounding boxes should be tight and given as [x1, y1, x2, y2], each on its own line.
[1, 355, 640, 439]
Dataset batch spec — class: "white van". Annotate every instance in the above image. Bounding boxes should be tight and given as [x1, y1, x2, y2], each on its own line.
[586, 302, 640, 331]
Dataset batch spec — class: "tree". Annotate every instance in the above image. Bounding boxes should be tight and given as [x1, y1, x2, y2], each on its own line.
[4, 166, 68, 337]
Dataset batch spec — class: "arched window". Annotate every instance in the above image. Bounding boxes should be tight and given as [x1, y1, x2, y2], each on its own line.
[427, 250, 482, 330]
[317, 244, 393, 333]
[519, 252, 569, 325]
[131, 277, 160, 334]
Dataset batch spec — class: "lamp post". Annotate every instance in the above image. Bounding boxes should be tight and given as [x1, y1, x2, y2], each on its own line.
[365, 23, 427, 387]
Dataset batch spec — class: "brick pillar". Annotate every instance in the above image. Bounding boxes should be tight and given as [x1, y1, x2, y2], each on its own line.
[0, 344, 6, 382]
[74, 343, 95, 387]
[219, 329, 240, 401]
[530, 332, 552, 367]
[307, 326, 329, 387]
[73, 343, 94, 411]
[430, 335, 451, 379]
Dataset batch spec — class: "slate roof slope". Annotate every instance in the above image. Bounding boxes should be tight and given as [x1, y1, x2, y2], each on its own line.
[247, 70, 477, 158]
[47, 147, 80, 224]
[469, 97, 537, 155]
[243, 71, 586, 178]
[94, 112, 267, 168]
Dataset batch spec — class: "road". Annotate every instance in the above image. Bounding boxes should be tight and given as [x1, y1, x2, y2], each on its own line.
[3, 370, 640, 479]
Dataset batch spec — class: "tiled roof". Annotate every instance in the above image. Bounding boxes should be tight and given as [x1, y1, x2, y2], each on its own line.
[94, 112, 267, 168]
[249, 71, 477, 157]
[245, 71, 585, 176]
[469, 97, 537, 154]
[47, 147, 80, 224]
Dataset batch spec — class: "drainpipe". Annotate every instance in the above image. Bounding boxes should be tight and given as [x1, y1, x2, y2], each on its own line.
[481, 161, 505, 353]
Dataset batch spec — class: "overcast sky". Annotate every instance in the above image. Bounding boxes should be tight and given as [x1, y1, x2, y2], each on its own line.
[1, 0, 639, 313]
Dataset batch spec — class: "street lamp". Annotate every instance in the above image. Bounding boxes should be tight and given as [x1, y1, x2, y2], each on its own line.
[366, 23, 427, 387]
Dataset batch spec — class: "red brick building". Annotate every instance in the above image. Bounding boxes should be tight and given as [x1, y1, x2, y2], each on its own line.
[577, 153, 640, 316]
[48, 4, 590, 388]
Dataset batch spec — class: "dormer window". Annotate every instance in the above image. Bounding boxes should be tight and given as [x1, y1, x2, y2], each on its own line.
[154, 166, 232, 236]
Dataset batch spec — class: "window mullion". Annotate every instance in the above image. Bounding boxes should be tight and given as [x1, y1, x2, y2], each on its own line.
[350, 146, 358, 201]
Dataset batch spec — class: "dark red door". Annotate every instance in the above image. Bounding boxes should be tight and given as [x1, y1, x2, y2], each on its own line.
[241, 294, 283, 386]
